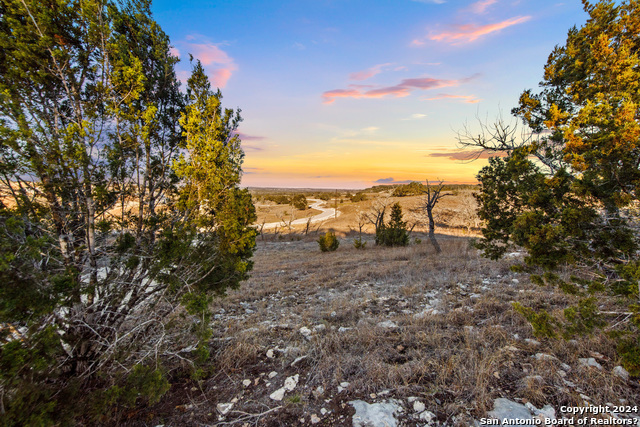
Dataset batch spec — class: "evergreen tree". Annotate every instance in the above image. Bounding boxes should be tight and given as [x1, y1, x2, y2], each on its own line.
[0, 0, 255, 421]
[376, 202, 409, 247]
[462, 0, 640, 374]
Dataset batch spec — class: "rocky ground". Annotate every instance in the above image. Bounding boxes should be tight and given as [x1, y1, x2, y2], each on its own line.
[136, 233, 639, 426]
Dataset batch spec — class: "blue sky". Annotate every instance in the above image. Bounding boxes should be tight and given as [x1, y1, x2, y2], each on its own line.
[151, 0, 589, 188]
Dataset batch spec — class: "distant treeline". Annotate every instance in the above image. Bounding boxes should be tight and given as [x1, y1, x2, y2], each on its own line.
[368, 182, 478, 196]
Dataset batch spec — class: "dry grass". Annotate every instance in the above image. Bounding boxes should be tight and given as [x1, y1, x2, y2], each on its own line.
[136, 232, 639, 426]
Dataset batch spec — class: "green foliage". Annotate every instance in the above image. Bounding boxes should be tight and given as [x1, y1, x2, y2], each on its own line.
[392, 181, 426, 197]
[350, 192, 367, 202]
[376, 203, 409, 247]
[291, 194, 308, 210]
[265, 194, 290, 204]
[472, 0, 640, 366]
[318, 232, 339, 252]
[0, 0, 255, 422]
[315, 192, 333, 201]
[353, 237, 367, 249]
[512, 303, 558, 339]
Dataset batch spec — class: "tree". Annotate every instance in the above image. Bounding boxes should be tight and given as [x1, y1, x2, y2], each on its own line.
[420, 179, 450, 253]
[461, 0, 640, 374]
[377, 202, 409, 247]
[291, 194, 308, 210]
[0, 0, 255, 422]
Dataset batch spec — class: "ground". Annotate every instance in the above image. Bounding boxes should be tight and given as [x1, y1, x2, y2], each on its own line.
[127, 212, 639, 426]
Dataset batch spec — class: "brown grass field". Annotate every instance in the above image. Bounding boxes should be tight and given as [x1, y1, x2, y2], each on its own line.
[128, 189, 639, 426]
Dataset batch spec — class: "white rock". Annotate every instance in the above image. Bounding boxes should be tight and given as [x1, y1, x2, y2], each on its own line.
[488, 398, 533, 421]
[310, 414, 321, 424]
[266, 349, 275, 358]
[313, 386, 325, 397]
[299, 326, 312, 338]
[419, 410, 436, 422]
[321, 408, 328, 415]
[338, 327, 352, 333]
[579, 357, 603, 370]
[524, 339, 540, 346]
[216, 402, 234, 415]
[340, 381, 350, 388]
[284, 374, 299, 391]
[413, 400, 426, 413]
[331, 311, 337, 317]
[268, 371, 278, 379]
[291, 355, 308, 367]
[533, 353, 557, 361]
[314, 324, 326, 331]
[242, 379, 251, 387]
[613, 365, 630, 381]
[269, 387, 286, 401]
[350, 400, 402, 427]
[377, 320, 399, 329]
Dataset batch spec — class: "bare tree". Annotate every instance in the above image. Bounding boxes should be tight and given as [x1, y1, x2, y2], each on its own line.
[364, 196, 392, 241]
[421, 179, 451, 253]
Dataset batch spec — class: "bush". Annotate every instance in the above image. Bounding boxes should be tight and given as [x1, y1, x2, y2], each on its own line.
[350, 192, 367, 202]
[376, 203, 409, 247]
[318, 232, 339, 252]
[291, 194, 308, 210]
[353, 237, 367, 249]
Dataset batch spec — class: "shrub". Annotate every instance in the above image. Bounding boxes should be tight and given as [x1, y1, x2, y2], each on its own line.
[350, 192, 367, 202]
[376, 203, 409, 247]
[353, 237, 367, 249]
[291, 194, 308, 210]
[318, 232, 339, 252]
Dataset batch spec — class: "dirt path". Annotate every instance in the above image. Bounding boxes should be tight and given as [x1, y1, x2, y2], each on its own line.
[258, 198, 341, 230]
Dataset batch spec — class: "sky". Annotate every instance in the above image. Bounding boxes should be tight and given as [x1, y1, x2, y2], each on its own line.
[151, 0, 589, 189]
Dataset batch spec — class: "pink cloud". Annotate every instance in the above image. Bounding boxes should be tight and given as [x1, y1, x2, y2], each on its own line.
[179, 38, 238, 88]
[349, 63, 393, 81]
[467, 0, 498, 14]
[169, 46, 180, 58]
[210, 68, 234, 88]
[235, 132, 266, 141]
[429, 16, 531, 44]
[187, 43, 233, 66]
[424, 93, 481, 103]
[322, 74, 479, 104]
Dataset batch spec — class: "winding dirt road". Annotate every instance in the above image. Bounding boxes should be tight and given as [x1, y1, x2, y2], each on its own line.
[257, 198, 341, 230]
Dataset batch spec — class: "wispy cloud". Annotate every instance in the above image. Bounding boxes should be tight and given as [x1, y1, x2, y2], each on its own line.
[413, 16, 531, 45]
[322, 74, 479, 104]
[467, 0, 498, 14]
[402, 113, 428, 120]
[411, 0, 446, 4]
[235, 131, 266, 141]
[373, 177, 417, 184]
[427, 149, 508, 160]
[424, 93, 481, 103]
[174, 37, 238, 88]
[349, 63, 394, 81]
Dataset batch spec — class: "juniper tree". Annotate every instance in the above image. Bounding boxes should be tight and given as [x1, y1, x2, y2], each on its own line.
[460, 0, 640, 374]
[0, 0, 255, 422]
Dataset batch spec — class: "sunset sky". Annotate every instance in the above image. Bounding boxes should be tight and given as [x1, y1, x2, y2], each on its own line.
[151, 0, 589, 189]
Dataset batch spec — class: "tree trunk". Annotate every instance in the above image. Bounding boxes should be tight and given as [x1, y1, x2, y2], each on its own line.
[427, 209, 441, 253]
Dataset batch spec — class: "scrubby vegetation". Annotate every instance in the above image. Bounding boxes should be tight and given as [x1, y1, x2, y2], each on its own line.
[317, 231, 340, 252]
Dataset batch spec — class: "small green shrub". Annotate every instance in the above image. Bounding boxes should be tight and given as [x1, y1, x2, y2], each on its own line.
[353, 237, 367, 249]
[350, 192, 367, 202]
[318, 232, 339, 252]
